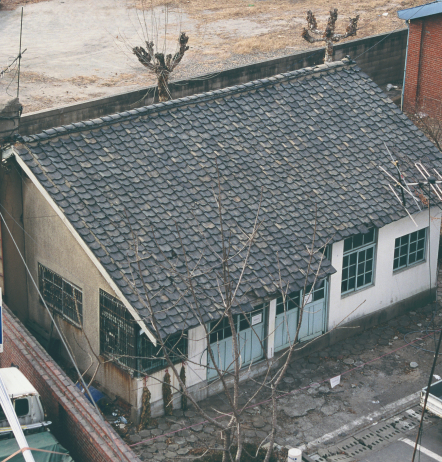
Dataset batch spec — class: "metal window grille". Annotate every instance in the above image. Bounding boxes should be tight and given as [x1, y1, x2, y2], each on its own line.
[138, 333, 188, 374]
[38, 263, 83, 325]
[341, 230, 376, 294]
[393, 228, 427, 271]
[99, 289, 137, 370]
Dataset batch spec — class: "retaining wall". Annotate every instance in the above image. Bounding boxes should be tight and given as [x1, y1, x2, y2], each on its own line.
[17, 29, 408, 137]
[0, 304, 141, 462]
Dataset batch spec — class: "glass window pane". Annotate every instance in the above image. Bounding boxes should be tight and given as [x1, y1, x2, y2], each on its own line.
[366, 247, 373, 259]
[341, 280, 348, 292]
[365, 271, 373, 285]
[353, 234, 363, 248]
[348, 277, 356, 290]
[344, 238, 353, 252]
[409, 242, 417, 253]
[357, 275, 364, 287]
[399, 255, 407, 266]
[409, 253, 416, 264]
[416, 250, 424, 260]
[418, 229, 426, 239]
[393, 258, 399, 270]
[365, 228, 375, 244]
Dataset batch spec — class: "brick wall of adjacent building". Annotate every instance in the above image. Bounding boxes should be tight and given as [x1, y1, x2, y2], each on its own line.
[0, 304, 141, 462]
[403, 13, 442, 119]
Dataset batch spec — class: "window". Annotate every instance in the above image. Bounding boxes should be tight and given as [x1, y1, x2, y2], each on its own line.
[209, 304, 266, 343]
[38, 264, 83, 325]
[341, 229, 376, 294]
[99, 290, 137, 369]
[139, 333, 188, 374]
[276, 291, 300, 315]
[394, 228, 427, 271]
[276, 281, 325, 315]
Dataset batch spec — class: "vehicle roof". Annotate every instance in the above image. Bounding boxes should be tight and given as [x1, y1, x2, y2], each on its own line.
[0, 368, 38, 398]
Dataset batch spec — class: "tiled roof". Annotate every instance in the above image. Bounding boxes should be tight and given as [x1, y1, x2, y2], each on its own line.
[15, 59, 441, 337]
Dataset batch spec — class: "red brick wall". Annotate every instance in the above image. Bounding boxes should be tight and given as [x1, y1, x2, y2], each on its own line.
[0, 304, 141, 462]
[403, 13, 442, 120]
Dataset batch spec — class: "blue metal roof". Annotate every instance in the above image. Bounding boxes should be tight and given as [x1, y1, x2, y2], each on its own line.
[398, 1, 442, 20]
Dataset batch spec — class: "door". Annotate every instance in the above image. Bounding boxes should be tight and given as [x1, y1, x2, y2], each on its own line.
[207, 305, 266, 381]
[298, 279, 327, 342]
[274, 292, 300, 352]
[237, 306, 265, 366]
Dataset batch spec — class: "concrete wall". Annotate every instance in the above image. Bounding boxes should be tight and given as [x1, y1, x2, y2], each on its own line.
[0, 163, 28, 321]
[328, 208, 441, 329]
[0, 304, 141, 462]
[17, 29, 408, 137]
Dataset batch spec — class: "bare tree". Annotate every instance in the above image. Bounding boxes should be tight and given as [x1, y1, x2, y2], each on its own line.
[114, 168, 364, 462]
[133, 31, 189, 102]
[408, 112, 442, 152]
[301, 9, 359, 63]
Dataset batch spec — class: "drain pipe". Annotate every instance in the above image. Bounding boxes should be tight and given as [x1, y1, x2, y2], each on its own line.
[401, 20, 410, 112]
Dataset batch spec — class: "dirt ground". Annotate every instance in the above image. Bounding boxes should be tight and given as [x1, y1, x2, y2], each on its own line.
[0, 0, 420, 114]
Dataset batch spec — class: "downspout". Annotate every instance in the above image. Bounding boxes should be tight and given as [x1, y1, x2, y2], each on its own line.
[401, 20, 410, 112]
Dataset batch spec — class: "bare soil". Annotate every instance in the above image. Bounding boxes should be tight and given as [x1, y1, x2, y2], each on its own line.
[0, 0, 421, 114]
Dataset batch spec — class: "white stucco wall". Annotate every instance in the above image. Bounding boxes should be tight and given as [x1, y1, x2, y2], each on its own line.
[137, 325, 208, 414]
[328, 208, 441, 329]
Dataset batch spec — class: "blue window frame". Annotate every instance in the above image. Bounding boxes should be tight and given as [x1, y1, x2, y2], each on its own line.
[341, 229, 376, 294]
[393, 228, 427, 271]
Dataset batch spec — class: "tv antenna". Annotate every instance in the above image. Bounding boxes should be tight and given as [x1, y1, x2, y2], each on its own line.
[378, 143, 442, 226]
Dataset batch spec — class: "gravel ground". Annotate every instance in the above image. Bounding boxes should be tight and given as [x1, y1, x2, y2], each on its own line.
[0, 0, 422, 113]
[122, 301, 442, 461]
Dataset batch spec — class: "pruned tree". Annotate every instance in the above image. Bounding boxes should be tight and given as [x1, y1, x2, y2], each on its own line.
[302, 9, 359, 63]
[133, 31, 189, 102]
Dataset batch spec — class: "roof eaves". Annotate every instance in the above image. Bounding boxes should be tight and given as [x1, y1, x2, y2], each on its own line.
[398, 1, 442, 20]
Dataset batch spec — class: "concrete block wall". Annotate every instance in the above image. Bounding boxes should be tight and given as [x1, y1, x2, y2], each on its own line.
[0, 304, 141, 462]
[403, 14, 442, 119]
[17, 29, 408, 137]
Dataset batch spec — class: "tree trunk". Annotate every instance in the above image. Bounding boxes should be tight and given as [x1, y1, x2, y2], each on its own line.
[157, 71, 170, 102]
[324, 39, 333, 63]
[222, 428, 232, 462]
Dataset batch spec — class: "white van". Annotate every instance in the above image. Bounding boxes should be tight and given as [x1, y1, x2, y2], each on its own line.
[0, 367, 51, 436]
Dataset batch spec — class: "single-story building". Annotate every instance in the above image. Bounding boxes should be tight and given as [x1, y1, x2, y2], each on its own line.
[0, 58, 441, 420]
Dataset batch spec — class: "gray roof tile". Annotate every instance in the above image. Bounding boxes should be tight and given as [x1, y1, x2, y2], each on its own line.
[15, 60, 441, 337]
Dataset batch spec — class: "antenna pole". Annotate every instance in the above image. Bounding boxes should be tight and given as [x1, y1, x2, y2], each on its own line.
[395, 161, 406, 207]
[17, 7, 23, 99]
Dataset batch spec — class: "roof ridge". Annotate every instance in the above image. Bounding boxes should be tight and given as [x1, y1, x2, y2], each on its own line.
[19, 58, 356, 143]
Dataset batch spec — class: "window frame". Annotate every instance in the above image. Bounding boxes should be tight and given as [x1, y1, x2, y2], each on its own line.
[341, 229, 377, 295]
[393, 228, 427, 272]
[209, 304, 267, 344]
[38, 263, 83, 326]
